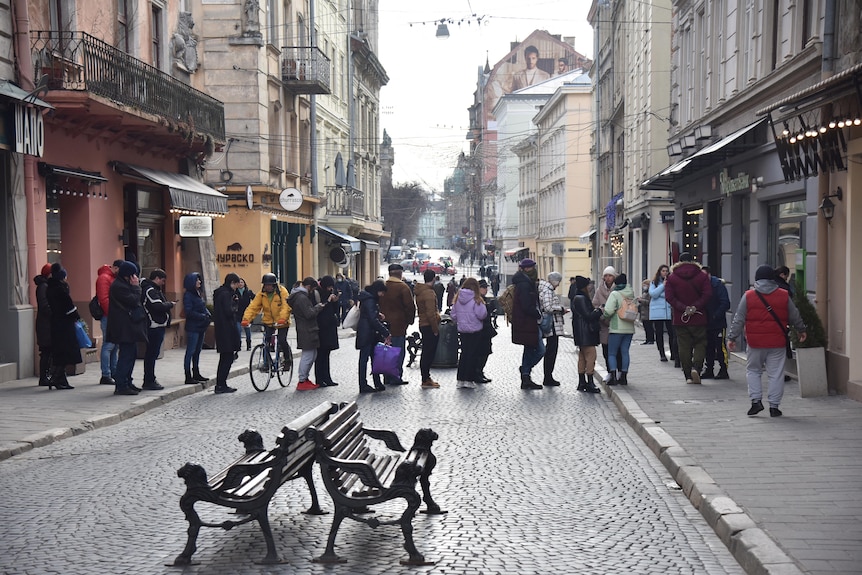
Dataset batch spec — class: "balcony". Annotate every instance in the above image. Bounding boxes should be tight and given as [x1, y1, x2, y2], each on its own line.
[31, 30, 225, 153]
[325, 186, 364, 217]
[281, 46, 331, 95]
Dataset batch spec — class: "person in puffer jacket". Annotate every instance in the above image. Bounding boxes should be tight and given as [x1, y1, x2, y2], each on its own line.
[664, 252, 712, 384]
[602, 274, 636, 386]
[728, 265, 806, 418]
[449, 277, 488, 389]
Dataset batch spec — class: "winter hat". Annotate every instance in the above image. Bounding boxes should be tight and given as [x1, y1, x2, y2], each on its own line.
[679, 252, 693, 262]
[117, 261, 138, 279]
[478, 279, 489, 288]
[519, 258, 536, 268]
[755, 265, 775, 281]
[50, 262, 66, 281]
[575, 275, 590, 290]
[602, 266, 617, 277]
[41, 263, 52, 278]
[614, 273, 628, 286]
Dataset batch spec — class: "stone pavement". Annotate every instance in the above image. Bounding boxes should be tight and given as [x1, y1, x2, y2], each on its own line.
[0, 323, 860, 574]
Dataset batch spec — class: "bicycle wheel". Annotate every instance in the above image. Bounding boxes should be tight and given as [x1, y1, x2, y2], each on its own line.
[276, 343, 294, 387]
[249, 344, 272, 392]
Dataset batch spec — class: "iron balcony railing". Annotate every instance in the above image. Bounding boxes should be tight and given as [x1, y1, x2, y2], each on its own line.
[31, 30, 225, 141]
[325, 185, 364, 217]
[281, 46, 331, 95]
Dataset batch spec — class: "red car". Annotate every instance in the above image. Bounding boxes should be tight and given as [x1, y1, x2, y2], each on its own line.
[419, 261, 445, 274]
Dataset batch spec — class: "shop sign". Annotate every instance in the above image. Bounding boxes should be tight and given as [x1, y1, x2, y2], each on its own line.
[278, 187, 303, 211]
[216, 240, 255, 265]
[719, 168, 750, 196]
[660, 211, 675, 223]
[178, 215, 213, 237]
[13, 104, 44, 157]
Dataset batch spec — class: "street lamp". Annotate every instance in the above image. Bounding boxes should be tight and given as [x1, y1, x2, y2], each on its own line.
[819, 187, 843, 222]
[436, 20, 450, 39]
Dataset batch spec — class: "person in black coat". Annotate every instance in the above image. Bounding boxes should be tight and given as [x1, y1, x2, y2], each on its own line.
[315, 275, 341, 387]
[511, 259, 544, 389]
[107, 260, 148, 395]
[212, 273, 241, 394]
[571, 275, 602, 393]
[355, 280, 391, 393]
[45, 263, 79, 390]
[34, 263, 54, 387]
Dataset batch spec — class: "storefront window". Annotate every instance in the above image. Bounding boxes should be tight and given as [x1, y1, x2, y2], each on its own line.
[768, 200, 805, 281]
[46, 194, 61, 263]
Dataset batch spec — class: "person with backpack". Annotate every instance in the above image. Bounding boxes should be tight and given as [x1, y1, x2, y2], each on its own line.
[602, 274, 636, 385]
[511, 258, 544, 390]
[141, 268, 175, 390]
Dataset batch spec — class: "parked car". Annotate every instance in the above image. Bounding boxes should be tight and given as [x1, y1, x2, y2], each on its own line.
[419, 261, 446, 274]
[400, 259, 417, 271]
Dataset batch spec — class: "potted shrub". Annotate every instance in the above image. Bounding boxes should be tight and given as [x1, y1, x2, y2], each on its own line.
[790, 278, 828, 397]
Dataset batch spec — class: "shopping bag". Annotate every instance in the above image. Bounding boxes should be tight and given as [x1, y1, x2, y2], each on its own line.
[371, 343, 400, 378]
[74, 320, 92, 348]
[343, 304, 360, 330]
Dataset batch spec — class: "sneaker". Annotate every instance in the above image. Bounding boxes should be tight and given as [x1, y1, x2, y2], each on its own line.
[296, 379, 319, 391]
[142, 381, 164, 391]
[543, 378, 561, 387]
[456, 380, 466, 388]
[689, 369, 701, 384]
[462, 380, 476, 389]
[747, 401, 764, 416]
[770, 406, 783, 417]
[602, 373, 612, 383]
[421, 379, 440, 389]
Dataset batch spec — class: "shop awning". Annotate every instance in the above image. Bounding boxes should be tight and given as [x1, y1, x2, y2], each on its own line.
[0, 79, 54, 109]
[503, 247, 528, 257]
[318, 224, 361, 252]
[38, 162, 108, 183]
[579, 229, 597, 244]
[361, 239, 380, 249]
[640, 119, 768, 191]
[112, 162, 228, 216]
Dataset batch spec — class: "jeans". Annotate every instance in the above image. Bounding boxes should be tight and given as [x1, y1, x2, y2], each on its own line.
[358, 344, 382, 388]
[419, 326, 439, 381]
[114, 342, 137, 390]
[384, 335, 406, 384]
[237, 322, 251, 348]
[298, 348, 317, 381]
[143, 327, 165, 384]
[607, 333, 633, 372]
[100, 316, 118, 377]
[746, 347, 787, 406]
[184, 330, 205, 374]
[521, 337, 546, 375]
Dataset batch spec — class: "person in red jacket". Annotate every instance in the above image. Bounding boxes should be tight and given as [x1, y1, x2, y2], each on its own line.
[664, 252, 712, 384]
[727, 265, 806, 417]
[95, 260, 123, 385]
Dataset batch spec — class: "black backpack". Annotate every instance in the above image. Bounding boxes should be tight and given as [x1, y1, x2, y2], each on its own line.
[89, 295, 103, 320]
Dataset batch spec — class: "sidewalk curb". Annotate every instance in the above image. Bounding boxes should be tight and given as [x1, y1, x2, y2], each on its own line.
[594, 366, 804, 575]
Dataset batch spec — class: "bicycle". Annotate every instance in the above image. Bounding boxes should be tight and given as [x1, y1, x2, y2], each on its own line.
[248, 330, 294, 391]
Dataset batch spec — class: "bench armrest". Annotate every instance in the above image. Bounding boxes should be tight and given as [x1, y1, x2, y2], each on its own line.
[318, 451, 384, 489]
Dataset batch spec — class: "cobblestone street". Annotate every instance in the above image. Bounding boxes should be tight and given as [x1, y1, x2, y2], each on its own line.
[0, 329, 743, 575]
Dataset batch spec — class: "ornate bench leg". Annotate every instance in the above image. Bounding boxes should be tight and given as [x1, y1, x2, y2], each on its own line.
[398, 490, 435, 566]
[300, 461, 327, 516]
[172, 495, 202, 566]
[313, 506, 349, 564]
[254, 510, 284, 564]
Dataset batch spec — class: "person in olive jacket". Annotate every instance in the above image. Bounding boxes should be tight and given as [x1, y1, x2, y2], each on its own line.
[45, 263, 79, 390]
[314, 275, 342, 387]
[571, 275, 602, 393]
[107, 260, 148, 395]
[212, 273, 241, 394]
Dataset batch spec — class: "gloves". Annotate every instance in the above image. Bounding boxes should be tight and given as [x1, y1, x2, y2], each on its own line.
[684, 305, 698, 316]
[241, 320, 250, 327]
[274, 322, 286, 329]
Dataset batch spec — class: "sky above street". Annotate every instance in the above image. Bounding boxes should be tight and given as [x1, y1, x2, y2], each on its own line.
[377, 0, 594, 194]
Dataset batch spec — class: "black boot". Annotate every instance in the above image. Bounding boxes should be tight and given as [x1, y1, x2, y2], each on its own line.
[659, 351, 668, 362]
[520, 373, 542, 390]
[607, 371, 618, 386]
[184, 370, 198, 385]
[543, 375, 561, 386]
[577, 373, 587, 391]
[246, 341, 251, 351]
[583, 374, 601, 393]
[701, 368, 715, 379]
[618, 371, 628, 385]
[192, 369, 209, 382]
[48, 366, 73, 390]
[715, 366, 729, 379]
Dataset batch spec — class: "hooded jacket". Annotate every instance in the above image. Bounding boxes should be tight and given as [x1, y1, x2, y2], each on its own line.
[288, 286, 321, 349]
[664, 261, 712, 326]
[572, 288, 601, 347]
[316, 278, 341, 351]
[182, 273, 210, 333]
[141, 278, 174, 328]
[728, 279, 806, 348]
[450, 288, 487, 333]
[355, 288, 390, 349]
[414, 282, 440, 333]
[705, 275, 731, 328]
[95, 264, 115, 316]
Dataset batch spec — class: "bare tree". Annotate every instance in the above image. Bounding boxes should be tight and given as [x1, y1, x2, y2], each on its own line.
[381, 181, 429, 249]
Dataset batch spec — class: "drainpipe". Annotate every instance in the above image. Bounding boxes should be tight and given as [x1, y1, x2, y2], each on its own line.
[816, 0, 836, 330]
[12, 0, 38, 310]
[309, 0, 319, 277]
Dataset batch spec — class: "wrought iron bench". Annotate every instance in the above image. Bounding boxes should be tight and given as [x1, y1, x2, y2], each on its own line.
[172, 401, 340, 566]
[306, 401, 445, 566]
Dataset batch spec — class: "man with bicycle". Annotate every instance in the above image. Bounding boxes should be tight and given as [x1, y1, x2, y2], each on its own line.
[241, 274, 291, 369]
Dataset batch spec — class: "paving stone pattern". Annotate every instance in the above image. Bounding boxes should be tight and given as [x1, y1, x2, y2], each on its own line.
[0, 333, 743, 575]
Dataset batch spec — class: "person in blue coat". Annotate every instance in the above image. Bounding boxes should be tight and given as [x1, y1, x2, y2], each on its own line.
[355, 280, 391, 393]
[182, 272, 211, 385]
[701, 266, 731, 379]
[648, 264, 677, 363]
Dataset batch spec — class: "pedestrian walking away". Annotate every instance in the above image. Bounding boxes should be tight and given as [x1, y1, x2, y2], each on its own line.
[511, 258, 544, 389]
[334, 273, 355, 326]
[45, 263, 80, 390]
[141, 268, 175, 390]
[700, 266, 731, 380]
[727, 265, 807, 417]
[414, 269, 441, 388]
[182, 272, 212, 385]
[449, 277, 488, 389]
[95, 260, 122, 385]
[664, 252, 712, 384]
[538, 271, 568, 386]
[107, 261, 148, 395]
[212, 273, 241, 394]
[355, 280, 391, 393]
[570, 275, 602, 393]
[377, 263, 416, 386]
[602, 274, 636, 385]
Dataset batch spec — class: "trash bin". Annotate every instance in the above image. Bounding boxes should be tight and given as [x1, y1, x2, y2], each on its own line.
[432, 315, 459, 368]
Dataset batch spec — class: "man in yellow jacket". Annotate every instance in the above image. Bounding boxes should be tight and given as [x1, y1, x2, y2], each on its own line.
[241, 273, 291, 359]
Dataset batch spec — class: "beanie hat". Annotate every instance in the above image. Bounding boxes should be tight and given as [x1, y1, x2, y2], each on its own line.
[41, 263, 52, 278]
[755, 265, 775, 281]
[575, 275, 590, 290]
[679, 252, 693, 262]
[614, 273, 628, 286]
[117, 260, 138, 278]
[50, 262, 66, 281]
[519, 258, 536, 268]
[602, 266, 616, 277]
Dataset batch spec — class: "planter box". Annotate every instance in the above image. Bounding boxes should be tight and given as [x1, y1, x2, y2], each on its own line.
[796, 346, 828, 397]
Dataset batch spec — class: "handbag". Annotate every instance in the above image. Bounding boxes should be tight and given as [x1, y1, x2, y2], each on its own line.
[754, 291, 793, 358]
[540, 312, 554, 336]
[88, 296, 103, 320]
[342, 304, 360, 330]
[371, 343, 401, 378]
[74, 320, 92, 348]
